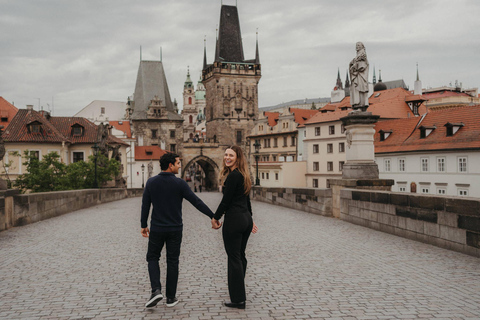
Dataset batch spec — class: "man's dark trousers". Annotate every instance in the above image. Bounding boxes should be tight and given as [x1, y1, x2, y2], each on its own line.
[146, 230, 183, 299]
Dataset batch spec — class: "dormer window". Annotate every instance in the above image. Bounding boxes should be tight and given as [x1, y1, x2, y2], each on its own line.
[419, 125, 436, 139]
[71, 124, 84, 136]
[27, 121, 42, 134]
[444, 122, 464, 137]
[379, 130, 393, 141]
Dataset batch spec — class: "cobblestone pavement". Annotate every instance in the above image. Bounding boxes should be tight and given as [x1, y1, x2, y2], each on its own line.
[1, 192, 480, 320]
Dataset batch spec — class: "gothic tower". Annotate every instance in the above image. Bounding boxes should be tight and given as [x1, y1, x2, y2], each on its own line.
[202, 4, 261, 147]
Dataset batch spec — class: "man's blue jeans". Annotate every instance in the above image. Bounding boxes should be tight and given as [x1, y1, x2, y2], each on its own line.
[146, 230, 183, 299]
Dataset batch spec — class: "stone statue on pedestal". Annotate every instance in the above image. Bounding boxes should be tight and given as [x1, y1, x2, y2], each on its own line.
[349, 42, 369, 110]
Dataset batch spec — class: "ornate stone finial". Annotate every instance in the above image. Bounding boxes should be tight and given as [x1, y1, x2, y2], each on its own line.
[349, 42, 369, 111]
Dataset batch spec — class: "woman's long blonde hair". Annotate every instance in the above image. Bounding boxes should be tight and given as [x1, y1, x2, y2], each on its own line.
[219, 145, 252, 195]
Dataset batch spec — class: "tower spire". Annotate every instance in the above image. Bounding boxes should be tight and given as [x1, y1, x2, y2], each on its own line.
[336, 68, 343, 90]
[416, 62, 419, 81]
[372, 66, 376, 84]
[203, 36, 207, 69]
[255, 29, 260, 65]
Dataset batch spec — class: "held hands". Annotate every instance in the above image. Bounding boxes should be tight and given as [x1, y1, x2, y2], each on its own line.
[211, 218, 222, 229]
[141, 227, 150, 238]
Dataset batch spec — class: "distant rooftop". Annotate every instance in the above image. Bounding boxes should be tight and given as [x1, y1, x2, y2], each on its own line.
[260, 97, 330, 111]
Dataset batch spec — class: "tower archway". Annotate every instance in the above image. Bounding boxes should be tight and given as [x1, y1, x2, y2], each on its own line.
[182, 155, 220, 191]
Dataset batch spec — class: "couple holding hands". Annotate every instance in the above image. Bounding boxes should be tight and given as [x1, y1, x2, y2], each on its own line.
[140, 146, 258, 309]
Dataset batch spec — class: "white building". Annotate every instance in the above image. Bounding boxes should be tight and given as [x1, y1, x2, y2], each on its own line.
[375, 105, 480, 198]
[75, 100, 127, 124]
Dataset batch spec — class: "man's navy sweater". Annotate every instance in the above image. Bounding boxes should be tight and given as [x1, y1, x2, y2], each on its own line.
[141, 172, 214, 232]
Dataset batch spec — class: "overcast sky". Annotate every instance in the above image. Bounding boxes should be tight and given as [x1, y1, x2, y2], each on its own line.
[1, 0, 479, 116]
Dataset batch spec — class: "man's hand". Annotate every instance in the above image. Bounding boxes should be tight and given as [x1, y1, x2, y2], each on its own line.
[141, 227, 150, 238]
[211, 218, 222, 229]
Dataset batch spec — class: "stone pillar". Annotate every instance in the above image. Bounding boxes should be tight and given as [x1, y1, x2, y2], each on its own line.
[341, 111, 380, 179]
[328, 111, 393, 218]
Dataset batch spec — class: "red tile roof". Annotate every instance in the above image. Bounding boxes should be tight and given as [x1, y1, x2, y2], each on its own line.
[4, 108, 128, 146]
[110, 121, 132, 138]
[375, 105, 480, 153]
[289, 108, 319, 125]
[422, 90, 471, 100]
[264, 112, 279, 127]
[4, 109, 68, 143]
[305, 87, 428, 125]
[135, 146, 168, 161]
[0, 97, 19, 129]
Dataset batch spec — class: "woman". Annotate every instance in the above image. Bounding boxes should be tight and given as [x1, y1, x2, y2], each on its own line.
[212, 146, 258, 309]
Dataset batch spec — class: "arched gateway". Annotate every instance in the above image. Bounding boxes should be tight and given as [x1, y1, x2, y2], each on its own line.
[182, 155, 219, 191]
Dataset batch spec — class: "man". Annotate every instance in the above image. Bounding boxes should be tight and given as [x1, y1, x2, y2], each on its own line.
[141, 153, 221, 308]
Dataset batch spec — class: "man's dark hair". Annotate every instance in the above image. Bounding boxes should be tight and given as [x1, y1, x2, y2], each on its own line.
[160, 153, 180, 171]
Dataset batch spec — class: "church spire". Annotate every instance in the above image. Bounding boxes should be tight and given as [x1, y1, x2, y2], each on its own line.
[372, 66, 377, 85]
[336, 68, 343, 90]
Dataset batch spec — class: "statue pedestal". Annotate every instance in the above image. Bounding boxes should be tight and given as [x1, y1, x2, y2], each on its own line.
[326, 110, 393, 218]
[340, 111, 380, 179]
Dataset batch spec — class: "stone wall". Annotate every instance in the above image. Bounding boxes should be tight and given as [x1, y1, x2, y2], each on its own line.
[252, 186, 480, 258]
[252, 186, 332, 217]
[0, 188, 143, 232]
[340, 189, 480, 257]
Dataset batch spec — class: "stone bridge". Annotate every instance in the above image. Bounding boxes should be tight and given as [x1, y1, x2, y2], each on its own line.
[1, 192, 479, 319]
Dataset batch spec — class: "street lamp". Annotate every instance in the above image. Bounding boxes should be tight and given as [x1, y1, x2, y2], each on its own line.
[253, 139, 261, 186]
[141, 164, 145, 188]
[91, 143, 99, 188]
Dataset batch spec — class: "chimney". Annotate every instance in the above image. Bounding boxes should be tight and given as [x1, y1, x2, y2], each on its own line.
[26, 105, 34, 111]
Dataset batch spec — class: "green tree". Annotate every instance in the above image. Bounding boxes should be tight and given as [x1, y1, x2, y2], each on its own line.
[311, 102, 316, 110]
[14, 151, 121, 193]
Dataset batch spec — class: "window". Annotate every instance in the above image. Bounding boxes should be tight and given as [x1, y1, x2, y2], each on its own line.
[1, 117, 8, 122]
[236, 130, 243, 144]
[437, 157, 445, 172]
[263, 138, 271, 148]
[170, 130, 175, 138]
[327, 162, 333, 171]
[339, 161, 344, 171]
[303, 131, 306, 138]
[421, 158, 429, 172]
[266, 173, 269, 179]
[273, 138, 278, 147]
[101, 107, 105, 114]
[272, 155, 277, 161]
[261, 172, 265, 179]
[399, 159, 405, 172]
[29, 150, 40, 160]
[291, 136, 296, 146]
[275, 173, 279, 180]
[313, 144, 319, 154]
[73, 152, 84, 163]
[170, 144, 176, 152]
[458, 189, 468, 196]
[327, 144, 333, 153]
[315, 127, 321, 136]
[341, 124, 346, 133]
[283, 137, 287, 147]
[72, 126, 83, 136]
[437, 188, 446, 195]
[339, 142, 345, 153]
[458, 157, 467, 172]
[329, 125, 335, 135]
[189, 115, 193, 123]
[399, 187, 406, 192]
[313, 179, 318, 188]
[384, 159, 391, 172]
[379, 130, 392, 141]
[421, 188, 429, 194]
[151, 129, 157, 138]
[313, 162, 319, 171]
[188, 97, 192, 104]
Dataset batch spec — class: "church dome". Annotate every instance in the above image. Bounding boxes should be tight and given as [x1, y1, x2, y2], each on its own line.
[374, 80, 387, 92]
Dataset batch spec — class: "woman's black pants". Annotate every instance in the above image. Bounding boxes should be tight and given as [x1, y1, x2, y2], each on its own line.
[222, 211, 253, 303]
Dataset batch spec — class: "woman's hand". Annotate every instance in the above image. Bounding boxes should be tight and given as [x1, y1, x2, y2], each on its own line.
[211, 218, 222, 229]
[252, 222, 258, 234]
